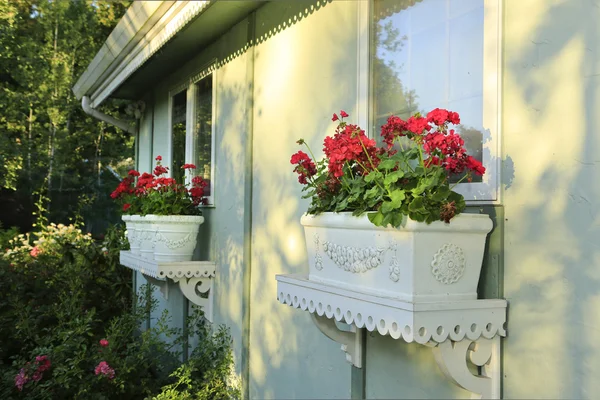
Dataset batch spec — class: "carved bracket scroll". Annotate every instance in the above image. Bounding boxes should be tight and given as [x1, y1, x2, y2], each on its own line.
[276, 274, 507, 399]
[171, 276, 214, 322]
[429, 337, 501, 399]
[120, 251, 215, 322]
[310, 313, 363, 368]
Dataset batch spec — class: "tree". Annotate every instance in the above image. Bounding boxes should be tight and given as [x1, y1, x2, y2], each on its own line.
[0, 0, 133, 233]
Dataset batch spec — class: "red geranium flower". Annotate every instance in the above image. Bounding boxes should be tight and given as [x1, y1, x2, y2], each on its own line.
[153, 165, 168, 177]
[290, 151, 317, 184]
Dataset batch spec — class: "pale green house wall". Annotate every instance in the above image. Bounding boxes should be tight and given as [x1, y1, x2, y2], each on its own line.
[136, 18, 252, 379]
[248, 1, 360, 398]
[501, 0, 600, 398]
[135, 2, 359, 398]
[130, 0, 600, 398]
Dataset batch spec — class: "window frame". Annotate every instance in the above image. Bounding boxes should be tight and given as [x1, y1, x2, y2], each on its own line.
[167, 62, 217, 206]
[362, 0, 503, 204]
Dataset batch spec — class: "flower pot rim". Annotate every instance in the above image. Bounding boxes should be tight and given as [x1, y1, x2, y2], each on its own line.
[301, 211, 492, 233]
[142, 214, 205, 223]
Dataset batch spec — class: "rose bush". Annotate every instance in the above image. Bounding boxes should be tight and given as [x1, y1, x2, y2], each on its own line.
[291, 109, 485, 225]
[0, 222, 239, 399]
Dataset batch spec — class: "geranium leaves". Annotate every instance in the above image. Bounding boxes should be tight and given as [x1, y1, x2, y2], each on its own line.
[384, 170, 404, 185]
[381, 189, 405, 213]
[304, 149, 467, 227]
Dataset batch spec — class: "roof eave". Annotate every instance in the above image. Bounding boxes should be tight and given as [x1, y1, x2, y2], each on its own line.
[73, 1, 213, 107]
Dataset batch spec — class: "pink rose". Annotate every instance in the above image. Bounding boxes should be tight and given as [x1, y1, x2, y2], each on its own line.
[30, 247, 41, 258]
[95, 361, 115, 379]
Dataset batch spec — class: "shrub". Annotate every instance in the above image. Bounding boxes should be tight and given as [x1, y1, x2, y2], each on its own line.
[0, 222, 239, 399]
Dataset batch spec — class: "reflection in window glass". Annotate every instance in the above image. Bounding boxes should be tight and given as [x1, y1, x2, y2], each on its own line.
[171, 91, 186, 184]
[194, 76, 212, 198]
[372, 0, 484, 182]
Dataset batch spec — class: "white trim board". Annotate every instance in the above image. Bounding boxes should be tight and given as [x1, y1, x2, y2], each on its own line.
[80, 1, 212, 108]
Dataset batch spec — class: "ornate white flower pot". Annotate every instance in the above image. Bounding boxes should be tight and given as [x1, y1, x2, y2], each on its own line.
[129, 215, 146, 255]
[122, 215, 137, 254]
[301, 212, 493, 303]
[122, 215, 144, 255]
[152, 215, 204, 262]
[138, 215, 156, 260]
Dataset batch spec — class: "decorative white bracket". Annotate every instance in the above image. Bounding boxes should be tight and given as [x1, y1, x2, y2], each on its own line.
[171, 276, 214, 322]
[142, 273, 169, 300]
[276, 274, 507, 399]
[120, 251, 215, 321]
[311, 313, 363, 368]
[429, 337, 501, 399]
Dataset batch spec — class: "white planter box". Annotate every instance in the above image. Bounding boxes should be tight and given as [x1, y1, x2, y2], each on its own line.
[302, 212, 493, 303]
[152, 215, 204, 262]
[122, 215, 145, 255]
[134, 215, 204, 262]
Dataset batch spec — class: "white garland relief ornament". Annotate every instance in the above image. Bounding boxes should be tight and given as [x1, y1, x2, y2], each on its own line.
[431, 243, 466, 285]
[156, 232, 193, 249]
[387, 243, 401, 282]
[321, 241, 387, 273]
[389, 257, 401, 282]
[315, 237, 402, 282]
[314, 233, 323, 271]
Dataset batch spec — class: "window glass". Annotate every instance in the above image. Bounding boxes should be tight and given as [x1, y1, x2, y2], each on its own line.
[171, 90, 187, 184]
[194, 76, 213, 198]
[372, 0, 485, 183]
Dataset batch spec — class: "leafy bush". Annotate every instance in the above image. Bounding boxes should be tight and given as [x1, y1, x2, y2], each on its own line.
[0, 223, 239, 399]
[0, 222, 19, 250]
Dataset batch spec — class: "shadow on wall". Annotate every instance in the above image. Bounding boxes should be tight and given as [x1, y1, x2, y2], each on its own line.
[186, 1, 360, 398]
[184, 0, 518, 398]
[502, 0, 600, 398]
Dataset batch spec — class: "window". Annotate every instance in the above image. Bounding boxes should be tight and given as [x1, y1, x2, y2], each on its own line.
[193, 76, 213, 199]
[169, 67, 216, 205]
[171, 90, 187, 185]
[370, 0, 500, 202]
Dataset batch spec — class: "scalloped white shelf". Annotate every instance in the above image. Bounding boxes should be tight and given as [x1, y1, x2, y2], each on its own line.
[277, 274, 506, 344]
[120, 251, 215, 321]
[119, 251, 215, 280]
[276, 274, 508, 399]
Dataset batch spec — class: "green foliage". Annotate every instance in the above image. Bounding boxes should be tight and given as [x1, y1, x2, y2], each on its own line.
[0, 223, 239, 399]
[0, 223, 131, 367]
[302, 147, 467, 227]
[151, 323, 240, 400]
[0, 222, 19, 250]
[140, 187, 203, 217]
[0, 0, 134, 232]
